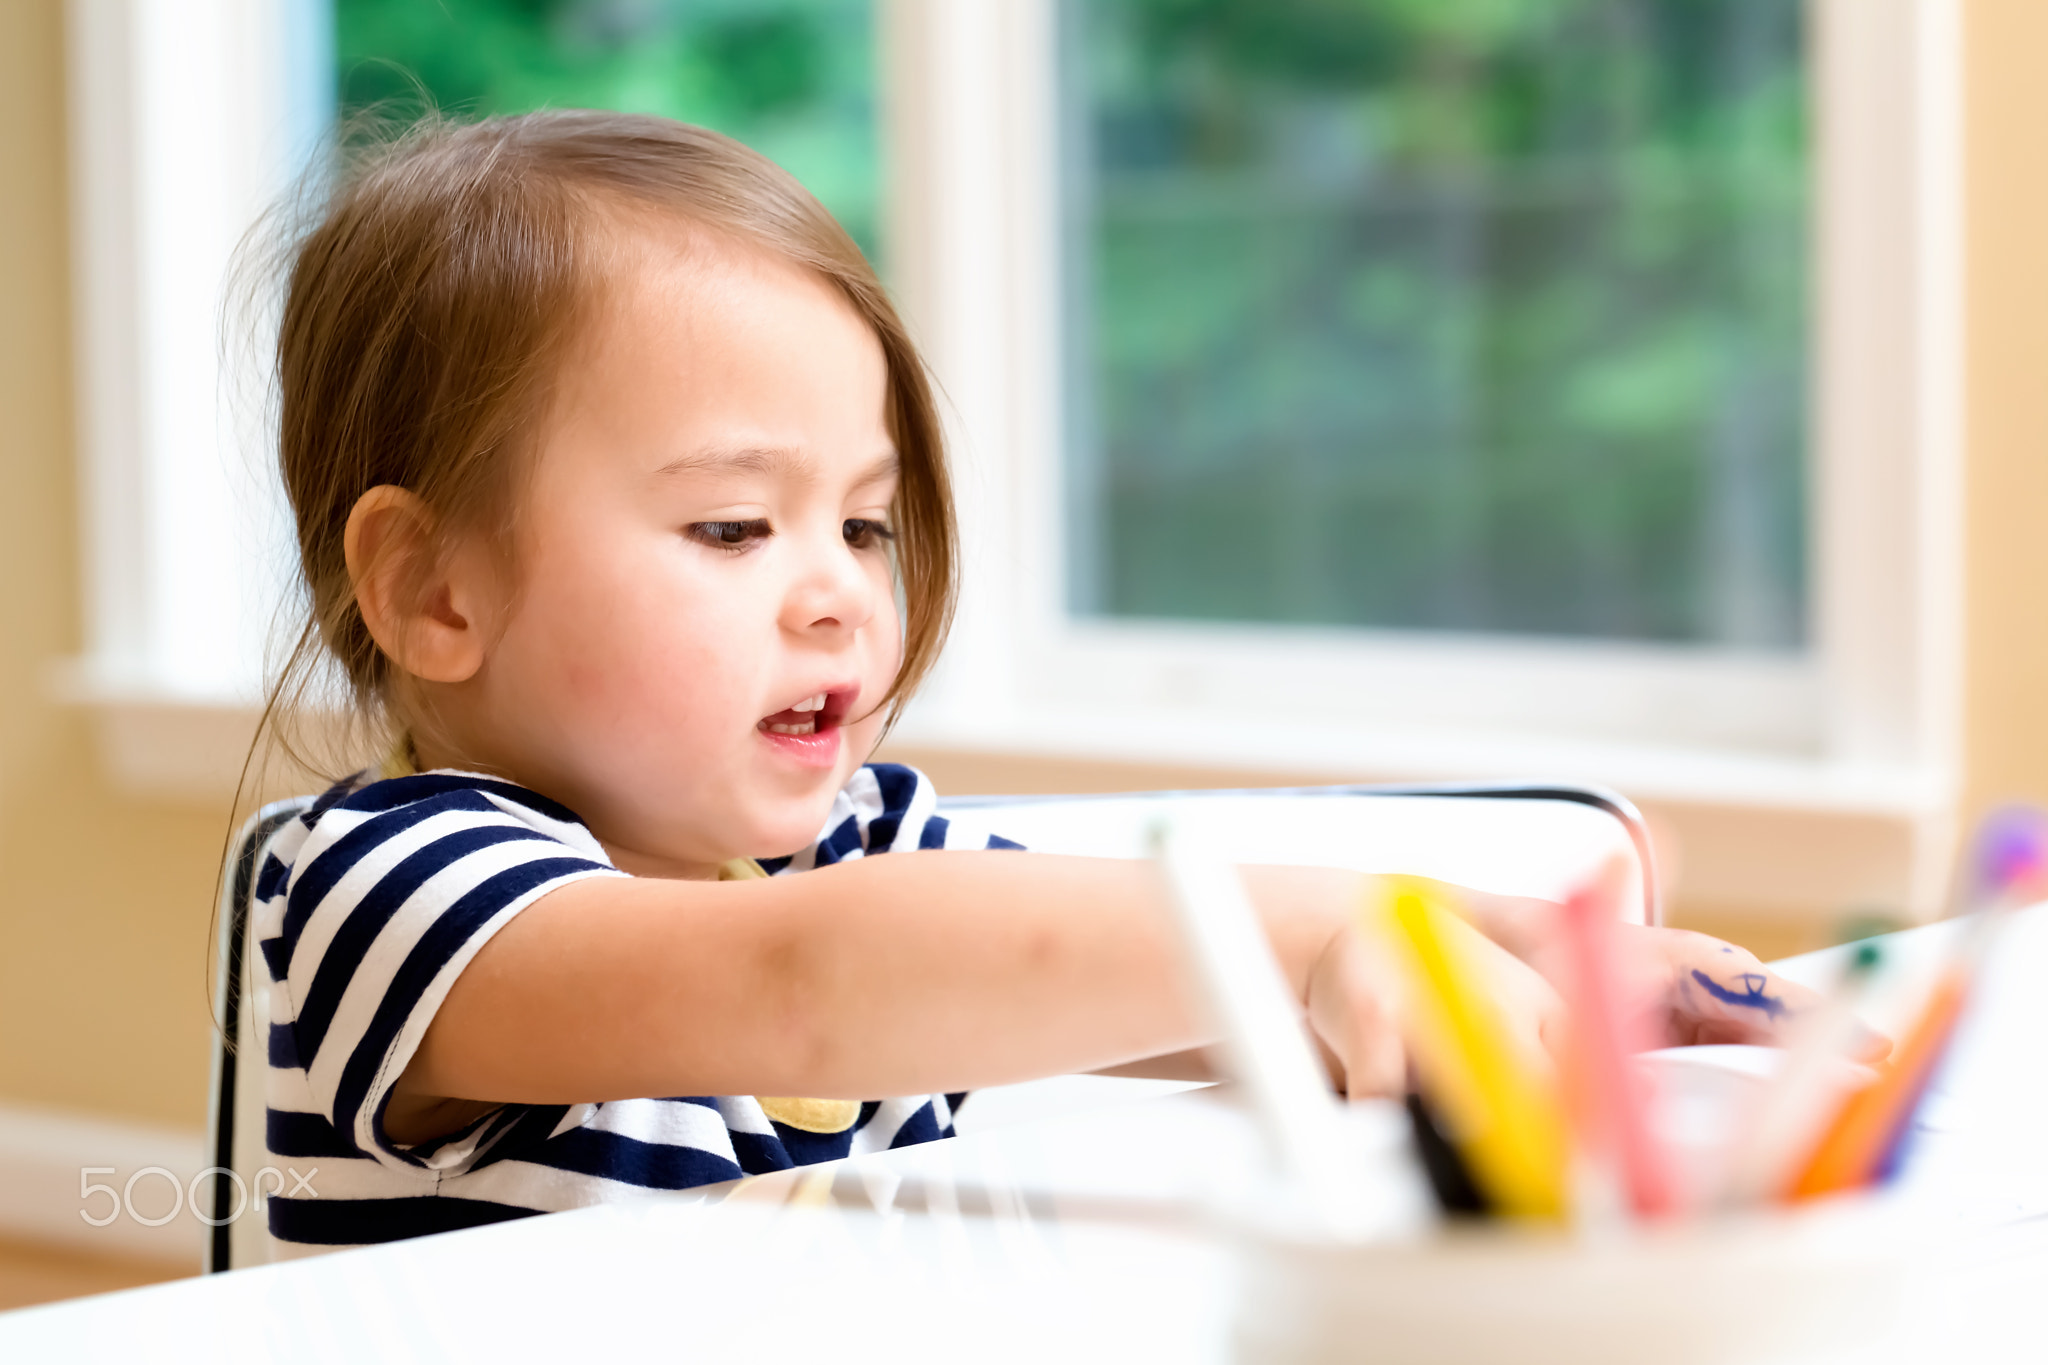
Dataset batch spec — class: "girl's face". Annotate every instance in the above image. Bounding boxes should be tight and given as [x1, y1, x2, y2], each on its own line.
[434, 229, 905, 877]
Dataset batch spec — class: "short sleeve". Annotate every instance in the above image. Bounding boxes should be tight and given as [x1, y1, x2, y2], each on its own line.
[757, 763, 1026, 874]
[257, 773, 625, 1175]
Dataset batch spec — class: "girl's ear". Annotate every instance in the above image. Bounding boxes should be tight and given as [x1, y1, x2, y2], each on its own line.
[344, 485, 492, 684]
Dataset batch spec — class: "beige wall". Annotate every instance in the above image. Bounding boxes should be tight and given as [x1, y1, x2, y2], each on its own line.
[0, 0, 2043, 1131]
[1963, 1, 2048, 827]
[0, 3, 230, 1131]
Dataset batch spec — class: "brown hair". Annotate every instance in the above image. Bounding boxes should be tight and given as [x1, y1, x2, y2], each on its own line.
[262, 109, 955, 773]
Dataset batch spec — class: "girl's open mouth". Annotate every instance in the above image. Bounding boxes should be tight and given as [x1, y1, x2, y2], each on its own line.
[756, 688, 855, 766]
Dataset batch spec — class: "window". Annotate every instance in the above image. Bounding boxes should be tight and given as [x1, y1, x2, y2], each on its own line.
[883, 0, 1958, 819]
[64, 0, 328, 716]
[1062, 0, 1807, 649]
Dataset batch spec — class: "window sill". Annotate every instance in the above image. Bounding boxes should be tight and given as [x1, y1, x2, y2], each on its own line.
[888, 703, 1959, 923]
[893, 701, 1948, 819]
[50, 662, 265, 805]
[56, 671, 1956, 922]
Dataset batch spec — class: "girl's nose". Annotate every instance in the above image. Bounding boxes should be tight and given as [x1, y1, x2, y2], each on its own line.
[781, 529, 878, 636]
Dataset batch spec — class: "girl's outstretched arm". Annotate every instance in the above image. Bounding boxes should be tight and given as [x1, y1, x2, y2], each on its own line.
[388, 854, 1379, 1140]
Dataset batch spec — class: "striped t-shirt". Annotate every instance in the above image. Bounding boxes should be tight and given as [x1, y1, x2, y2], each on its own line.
[256, 762, 1021, 1253]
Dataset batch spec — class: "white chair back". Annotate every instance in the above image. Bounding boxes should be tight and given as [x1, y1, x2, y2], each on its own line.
[940, 784, 1657, 925]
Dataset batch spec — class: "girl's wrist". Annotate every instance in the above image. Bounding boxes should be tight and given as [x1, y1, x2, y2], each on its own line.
[1238, 864, 1369, 1002]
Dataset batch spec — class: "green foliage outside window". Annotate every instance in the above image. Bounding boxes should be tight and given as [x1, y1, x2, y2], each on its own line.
[1068, 0, 1808, 647]
[335, 0, 879, 255]
[336, 0, 1806, 649]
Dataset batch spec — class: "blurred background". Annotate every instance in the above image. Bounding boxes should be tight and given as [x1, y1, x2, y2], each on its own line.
[1, 0, 2044, 1309]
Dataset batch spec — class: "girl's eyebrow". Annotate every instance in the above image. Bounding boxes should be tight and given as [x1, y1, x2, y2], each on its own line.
[850, 451, 900, 489]
[652, 447, 900, 488]
[652, 446, 809, 480]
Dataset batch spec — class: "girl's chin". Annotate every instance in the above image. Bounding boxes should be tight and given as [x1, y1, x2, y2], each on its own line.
[743, 771, 859, 856]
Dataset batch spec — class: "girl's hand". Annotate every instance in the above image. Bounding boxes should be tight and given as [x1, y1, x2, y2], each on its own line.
[1518, 921, 1892, 1061]
[1302, 910, 1568, 1100]
[1443, 881, 1893, 1062]
[1611, 927, 1891, 1059]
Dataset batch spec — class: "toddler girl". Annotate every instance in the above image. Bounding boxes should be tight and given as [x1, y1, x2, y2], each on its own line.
[250, 111, 1824, 1254]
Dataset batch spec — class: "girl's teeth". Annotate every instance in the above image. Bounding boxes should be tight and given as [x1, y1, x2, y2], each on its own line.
[762, 693, 828, 735]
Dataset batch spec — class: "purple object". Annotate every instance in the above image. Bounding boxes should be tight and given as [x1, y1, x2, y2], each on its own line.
[1970, 804, 2048, 908]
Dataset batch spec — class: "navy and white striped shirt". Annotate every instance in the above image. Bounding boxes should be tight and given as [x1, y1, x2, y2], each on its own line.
[256, 762, 1020, 1254]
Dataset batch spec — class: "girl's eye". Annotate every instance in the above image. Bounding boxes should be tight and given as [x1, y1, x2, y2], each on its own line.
[844, 518, 897, 548]
[688, 519, 771, 551]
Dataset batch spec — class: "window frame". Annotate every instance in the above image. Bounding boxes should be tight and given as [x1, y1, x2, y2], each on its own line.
[63, 0, 328, 795]
[879, 0, 1962, 838]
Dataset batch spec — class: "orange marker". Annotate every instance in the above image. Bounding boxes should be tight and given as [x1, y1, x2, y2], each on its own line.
[1720, 939, 1883, 1209]
[1787, 946, 1973, 1200]
[1792, 805, 2044, 1199]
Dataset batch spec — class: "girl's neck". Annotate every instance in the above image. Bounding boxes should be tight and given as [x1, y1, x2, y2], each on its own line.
[598, 840, 730, 882]
[402, 732, 732, 881]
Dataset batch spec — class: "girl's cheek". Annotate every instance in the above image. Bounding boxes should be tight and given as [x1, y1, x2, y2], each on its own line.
[871, 580, 904, 674]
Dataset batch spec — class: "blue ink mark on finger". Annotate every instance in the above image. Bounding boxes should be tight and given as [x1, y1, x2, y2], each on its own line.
[1690, 969, 1787, 1020]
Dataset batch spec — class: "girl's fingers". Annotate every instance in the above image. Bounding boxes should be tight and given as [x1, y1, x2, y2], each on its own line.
[1534, 922, 1895, 1060]
[1339, 985, 1408, 1099]
[1310, 908, 1573, 1102]
[1458, 916, 1569, 1077]
[1659, 931, 1825, 1047]
[1668, 953, 1892, 1059]
[1305, 927, 1408, 1100]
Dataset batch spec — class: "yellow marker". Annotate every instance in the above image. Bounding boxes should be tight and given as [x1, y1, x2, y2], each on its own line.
[1371, 878, 1569, 1220]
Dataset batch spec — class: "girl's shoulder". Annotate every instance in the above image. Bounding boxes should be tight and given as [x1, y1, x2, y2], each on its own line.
[282, 767, 615, 873]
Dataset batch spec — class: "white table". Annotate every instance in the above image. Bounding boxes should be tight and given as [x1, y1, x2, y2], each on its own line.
[6, 911, 2047, 1363]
